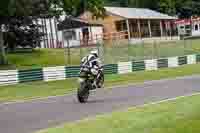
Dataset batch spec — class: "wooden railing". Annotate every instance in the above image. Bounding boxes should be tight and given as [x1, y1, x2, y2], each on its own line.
[79, 30, 128, 46]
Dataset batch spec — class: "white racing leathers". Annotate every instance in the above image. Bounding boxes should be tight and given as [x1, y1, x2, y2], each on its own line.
[81, 54, 102, 88]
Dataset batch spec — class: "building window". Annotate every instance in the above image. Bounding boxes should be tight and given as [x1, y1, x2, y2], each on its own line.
[115, 21, 122, 31]
[63, 30, 76, 40]
[151, 20, 161, 37]
[185, 25, 190, 29]
[140, 20, 149, 37]
[180, 26, 184, 29]
[195, 24, 198, 31]
[115, 20, 127, 32]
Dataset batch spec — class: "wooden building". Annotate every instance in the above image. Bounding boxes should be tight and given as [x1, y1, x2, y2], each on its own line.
[79, 7, 178, 40]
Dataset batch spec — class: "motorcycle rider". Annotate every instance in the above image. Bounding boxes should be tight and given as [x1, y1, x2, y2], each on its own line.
[81, 49, 103, 89]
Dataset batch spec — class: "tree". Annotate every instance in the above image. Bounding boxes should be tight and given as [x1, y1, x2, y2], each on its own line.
[0, 0, 50, 64]
[175, 0, 192, 18]
[0, 0, 105, 65]
[54, 0, 105, 18]
[0, 28, 7, 65]
[0, 0, 12, 65]
[176, 0, 200, 18]
[192, 1, 200, 16]
[158, 0, 176, 15]
[5, 17, 45, 51]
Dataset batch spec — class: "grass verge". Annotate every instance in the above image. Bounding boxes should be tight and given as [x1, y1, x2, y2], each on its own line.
[1, 39, 200, 70]
[36, 93, 200, 133]
[5, 49, 81, 70]
[1, 64, 200, 102]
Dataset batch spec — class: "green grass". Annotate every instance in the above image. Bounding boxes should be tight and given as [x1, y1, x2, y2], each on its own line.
[5, 49, 81, 70]
[1, 39, 200, 70]
[1, 63, 200, 102]
[103, 39, 200, 63]
[36, 94, 200, 133]
[3, 47, 96, 70]
[0, 78, 77, 102]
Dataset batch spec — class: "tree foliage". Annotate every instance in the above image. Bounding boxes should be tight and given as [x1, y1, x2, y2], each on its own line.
[52, 0, 105, 18]
[1, 0, 50, 52]
[0, 0, 106, 64]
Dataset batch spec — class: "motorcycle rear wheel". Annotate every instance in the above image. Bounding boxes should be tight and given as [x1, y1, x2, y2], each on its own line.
[97, 73, 104, 88]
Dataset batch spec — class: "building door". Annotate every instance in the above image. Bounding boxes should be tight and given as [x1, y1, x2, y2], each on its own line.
[82, 27, 89, 45]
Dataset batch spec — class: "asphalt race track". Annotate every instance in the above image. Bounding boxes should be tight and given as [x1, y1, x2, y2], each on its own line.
[0, 75, 200, 133]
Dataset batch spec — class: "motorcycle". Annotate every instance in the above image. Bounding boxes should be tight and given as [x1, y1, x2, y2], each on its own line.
[77, 66, 104, 103]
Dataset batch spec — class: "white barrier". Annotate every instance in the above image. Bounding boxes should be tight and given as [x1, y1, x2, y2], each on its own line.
[168, 57, 178, 68]
[0, 70, 18, 86]
[145, 59, 158, 71]
[43, 66, 66, 82]
[118, 62, 132, 74]
[0, 54, 199, 86]
[187, 55, 196, 64]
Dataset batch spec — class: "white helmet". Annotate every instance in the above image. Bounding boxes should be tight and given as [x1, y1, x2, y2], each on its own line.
[90, 49, 99, 57]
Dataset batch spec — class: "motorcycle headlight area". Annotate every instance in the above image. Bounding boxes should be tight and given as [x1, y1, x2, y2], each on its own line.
[78, 78, 85, 83]
[91, 68, 98, 75]
[82, 67, 89, 71]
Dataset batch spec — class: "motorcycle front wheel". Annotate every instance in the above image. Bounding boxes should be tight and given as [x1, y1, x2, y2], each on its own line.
[77, 82, 89, 103]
